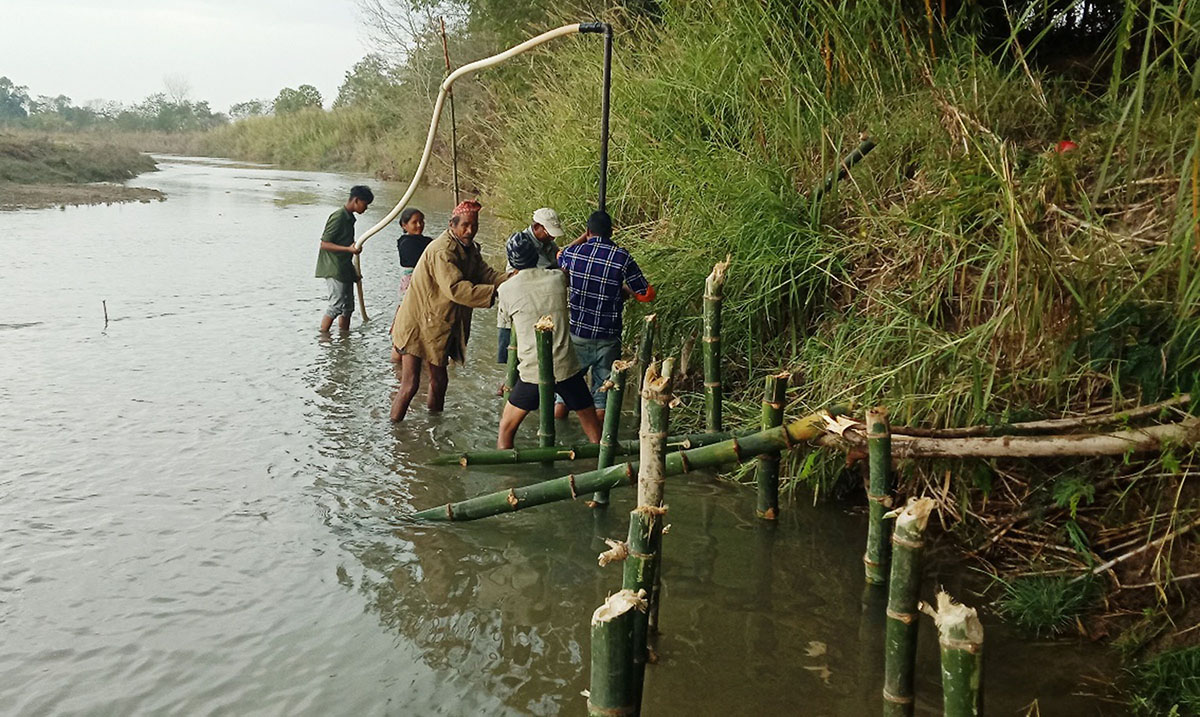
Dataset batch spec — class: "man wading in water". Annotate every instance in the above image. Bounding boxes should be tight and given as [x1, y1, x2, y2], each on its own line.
[315, 185, 373, 333]
[495, 231, 600, 448]
[389, 200, 509, 421]
[496, 207, 566, 391]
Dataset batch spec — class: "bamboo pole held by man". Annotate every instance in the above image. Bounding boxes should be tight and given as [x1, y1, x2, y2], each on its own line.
[535, 316, 556, 450]
[591, 359, 632, 507]
[633, 314, 657, 425]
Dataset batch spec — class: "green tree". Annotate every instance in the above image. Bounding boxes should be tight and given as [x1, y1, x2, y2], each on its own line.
[0, 77, 31, 121]
[273, 84, 323, 114]
[229, 99, 268, 119]
[334, 54, 401, 109]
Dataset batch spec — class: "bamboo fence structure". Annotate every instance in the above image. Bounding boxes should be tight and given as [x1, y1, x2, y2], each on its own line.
[755, 371, 789, 520]
[428, 430, 746, 466]
[413, 410, 830, 521]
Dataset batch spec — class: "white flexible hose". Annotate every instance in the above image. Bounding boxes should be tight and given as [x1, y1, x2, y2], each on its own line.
[354, 23, 583, 251]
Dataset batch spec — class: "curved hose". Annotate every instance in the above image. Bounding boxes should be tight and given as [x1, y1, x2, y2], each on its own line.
[354, 23, 584, 252]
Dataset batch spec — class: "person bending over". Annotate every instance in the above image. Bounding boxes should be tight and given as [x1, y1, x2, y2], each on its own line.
[390, 200, 508, 421]
[495, 231, 601, 448]
[315, 185, 373, 333]
[496, 207, 566, 388]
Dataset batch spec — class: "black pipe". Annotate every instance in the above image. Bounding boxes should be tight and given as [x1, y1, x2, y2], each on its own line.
[815, 138, 877, 199]
[579, 21, 613, 212]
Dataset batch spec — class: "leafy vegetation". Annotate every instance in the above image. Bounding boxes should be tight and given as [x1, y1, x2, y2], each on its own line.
[996, 575, 1099, 636]
[0, 133, 155, 184]
[1129, 645, 1200, 715]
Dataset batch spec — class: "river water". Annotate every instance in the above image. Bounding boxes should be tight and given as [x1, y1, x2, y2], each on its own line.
[0, 158, 1115, 715]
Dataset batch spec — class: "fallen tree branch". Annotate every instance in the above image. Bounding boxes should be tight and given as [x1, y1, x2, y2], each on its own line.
[890, 394, 1191, 438]
[1073, 513, 1200, 583]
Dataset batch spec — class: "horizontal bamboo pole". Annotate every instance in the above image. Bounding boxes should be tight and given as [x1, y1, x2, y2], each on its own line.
[827, 416, 1200, 459]
[428, 431, 747, 466]
[413, 410, 832, 521]
[891, 394, 1191, 438]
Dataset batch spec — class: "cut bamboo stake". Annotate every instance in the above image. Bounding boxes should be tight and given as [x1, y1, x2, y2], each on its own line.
[591, 359, 632, 507]
[864, 407, 893, 585]
[588, 589, 646, 717]
[632, 314, 657, 425]
[756, 371, 790, 519]
[637, 359, 674, 637]
[413, 409, 832, 521]
[622, 505, 662, 705]
[504, 331, 519, 394]
[535, 316, 556, 450]
[922, 592, 984, 717]
[883, 497, 936, 717]
[428, 430, 746, 466]
[702, 258, 730, 433]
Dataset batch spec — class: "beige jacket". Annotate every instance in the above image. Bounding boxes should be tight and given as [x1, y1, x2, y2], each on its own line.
[496, 268, 580, 384]
[391, 229, 506, 365]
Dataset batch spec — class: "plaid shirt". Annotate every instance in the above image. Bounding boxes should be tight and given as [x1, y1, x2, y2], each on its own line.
[558, 237, 650, 340]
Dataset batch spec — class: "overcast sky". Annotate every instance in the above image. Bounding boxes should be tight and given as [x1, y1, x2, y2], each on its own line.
[0, 0, 378, 112]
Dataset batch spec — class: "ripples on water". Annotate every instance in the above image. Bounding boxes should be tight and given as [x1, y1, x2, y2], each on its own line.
[0, 158, 1114, 715]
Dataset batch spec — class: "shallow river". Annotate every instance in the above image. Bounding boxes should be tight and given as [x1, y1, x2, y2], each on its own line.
[0, 158, 1115, 715]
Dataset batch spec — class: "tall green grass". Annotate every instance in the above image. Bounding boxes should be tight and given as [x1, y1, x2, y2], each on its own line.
[486, 0, 1200, 440]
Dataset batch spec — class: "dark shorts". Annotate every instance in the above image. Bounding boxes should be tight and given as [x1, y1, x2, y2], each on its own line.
[508, 371, 593, 412]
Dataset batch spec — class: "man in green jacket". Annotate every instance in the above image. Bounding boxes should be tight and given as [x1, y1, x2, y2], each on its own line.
[315, 185, 373, 332]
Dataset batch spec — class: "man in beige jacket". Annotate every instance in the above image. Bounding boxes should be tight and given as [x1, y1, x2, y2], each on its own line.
[390, 200, 508, 422]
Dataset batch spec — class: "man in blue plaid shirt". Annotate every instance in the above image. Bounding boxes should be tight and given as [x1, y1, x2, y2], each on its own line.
[557, 210, 655, 418]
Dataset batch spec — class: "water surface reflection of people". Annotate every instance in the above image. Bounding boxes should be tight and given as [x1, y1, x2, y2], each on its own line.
[389, 200, 509, 421]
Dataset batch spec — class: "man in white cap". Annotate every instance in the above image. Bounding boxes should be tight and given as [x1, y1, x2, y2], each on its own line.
[496, 208, 567, 379]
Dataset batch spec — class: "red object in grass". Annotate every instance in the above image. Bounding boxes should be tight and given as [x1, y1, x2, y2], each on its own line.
[1056, 140, 1078, 153]
[634, 285, 656, 303]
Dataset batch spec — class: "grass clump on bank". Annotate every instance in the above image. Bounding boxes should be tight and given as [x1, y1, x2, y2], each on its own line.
[1129, 645, 1200, 715]
[996, 575, 1099, 636]
[0, 133, 156, 184]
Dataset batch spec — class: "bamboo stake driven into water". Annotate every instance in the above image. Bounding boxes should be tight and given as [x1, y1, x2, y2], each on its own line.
[412, 410, 834, 521]
[632, 314, 657, 425]
[756, 371, 790, 519]
[702, 259, 730, 433]
[882, 497, 936, 717]
[591, 359, 632, 507]
[924, 592, 984, 717]
[535, 316, 556, 451]
[504, 331, 519, 394]
[587, 589, 645, 717]
[864, 407, 893, 585]
[637, 359, 674, 640]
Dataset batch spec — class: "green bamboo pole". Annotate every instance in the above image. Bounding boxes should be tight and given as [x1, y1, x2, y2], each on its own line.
[702, 258, 730, 433]
[864, 406, 893, 585]
[637, 359, 673, 636]
[756, 371, 790, 520]
[504, 330, 519, 394]
[588, 589, 646, 717]
[536, 316, 555, 451]
[928, 591, 984, 717]
[621, 505, 661, 706]
[632, 314, 657, 425]
[591, 359, 632, 507]
[428, 430, 746, 466]
[883, 497, 936, 717]
[413, 410, 833, 522]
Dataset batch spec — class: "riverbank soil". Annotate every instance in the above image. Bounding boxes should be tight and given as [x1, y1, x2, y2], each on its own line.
[0, 132, 162, 209]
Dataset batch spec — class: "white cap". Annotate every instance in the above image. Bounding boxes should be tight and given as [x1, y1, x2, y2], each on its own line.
[532, 207, 565, 237]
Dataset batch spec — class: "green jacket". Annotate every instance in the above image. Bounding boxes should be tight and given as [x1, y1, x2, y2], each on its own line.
[314, 208, 357, 283]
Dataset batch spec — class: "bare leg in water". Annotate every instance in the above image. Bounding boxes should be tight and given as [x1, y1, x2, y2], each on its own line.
[427, 364, 449, 412]
[497, 403, 602, 449]
[391, 354, 423, 421]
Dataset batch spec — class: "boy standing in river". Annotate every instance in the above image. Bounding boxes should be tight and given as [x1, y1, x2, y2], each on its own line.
[315, 185, 373, 332]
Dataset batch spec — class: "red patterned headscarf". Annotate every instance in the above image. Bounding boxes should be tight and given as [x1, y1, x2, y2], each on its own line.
[451, 199, 482, 219]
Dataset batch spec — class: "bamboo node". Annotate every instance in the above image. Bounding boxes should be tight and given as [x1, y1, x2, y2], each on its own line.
[534, 315, 555, 332]
[862, 555, 882, 568]
[458, 456, 469, 467]
[703, 381, 722, 388]
[506, 489, 519, 509]
[597, 538, 629, 566]
[886, 607, 916, 624]
[882, 689, 913, 705]
[678, 452, 692, 473]
[731, 438, 743, 462]
[701, 335, 720, 343]
[568, 475, 579, 499]
[939, 637, 982, 653]
[891, 534, 924, 550]
[445, 503, 455, 520]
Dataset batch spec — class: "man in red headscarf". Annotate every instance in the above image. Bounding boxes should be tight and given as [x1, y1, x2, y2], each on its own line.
[390, 200, 510, 421]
